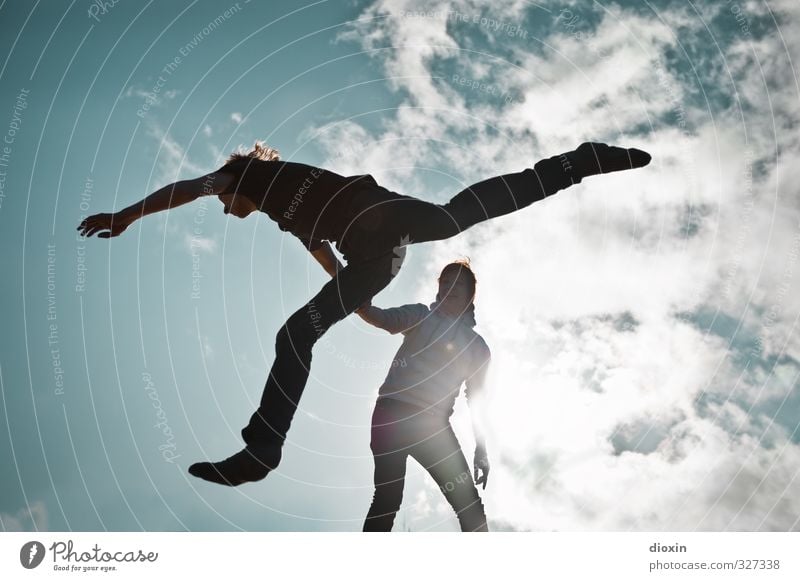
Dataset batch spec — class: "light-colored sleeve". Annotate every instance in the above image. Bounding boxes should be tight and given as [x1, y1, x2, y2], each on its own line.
[465, 337, 491, 403]
[466, 336, 490, 452]
[358, 303, 428, 335]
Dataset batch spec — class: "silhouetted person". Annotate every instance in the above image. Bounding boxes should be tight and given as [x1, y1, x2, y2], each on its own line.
[77, 141, 650, 486]
[358, 260, 490, 532]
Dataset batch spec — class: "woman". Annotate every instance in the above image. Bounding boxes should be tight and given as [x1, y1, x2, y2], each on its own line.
[357, 260, 491, 531]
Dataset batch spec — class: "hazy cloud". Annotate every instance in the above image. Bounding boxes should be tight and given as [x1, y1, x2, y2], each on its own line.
[0, 500, 48, 532]
[330, 0, 800, 530]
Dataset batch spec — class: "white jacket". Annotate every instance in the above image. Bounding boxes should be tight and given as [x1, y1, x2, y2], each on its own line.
[365, 301, 490, 417]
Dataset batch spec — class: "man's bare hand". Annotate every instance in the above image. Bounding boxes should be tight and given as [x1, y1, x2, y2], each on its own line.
[77, 213, 131, 238]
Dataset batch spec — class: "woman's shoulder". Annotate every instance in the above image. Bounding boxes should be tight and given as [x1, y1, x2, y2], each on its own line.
[469, 331, 491, 360]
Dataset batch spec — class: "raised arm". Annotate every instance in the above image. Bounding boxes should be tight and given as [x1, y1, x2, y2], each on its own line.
[466, 342, 491, 489]
[355, 305, 390, 329]
[77, 172, 232, 238]
[304, 241, 425, 332]
[355, 303, 428, 334]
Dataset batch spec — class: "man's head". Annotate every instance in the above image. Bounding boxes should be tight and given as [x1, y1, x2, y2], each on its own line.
[218, 193, 257, 218]
[217, 141, 280, 218]
[226, 140, 281, 164]
[436, 259, 477, 317]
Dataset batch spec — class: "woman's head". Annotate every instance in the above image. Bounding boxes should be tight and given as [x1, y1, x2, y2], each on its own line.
[436, 258, 477, 316]
[226, 141, 281, 164]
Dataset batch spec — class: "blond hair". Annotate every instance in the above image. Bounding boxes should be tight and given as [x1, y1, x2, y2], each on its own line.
[226, 140, 281, 164]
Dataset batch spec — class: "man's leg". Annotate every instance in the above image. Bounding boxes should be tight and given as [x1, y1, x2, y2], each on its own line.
[382, 142, 651, 244]
[442, 142, 650, 233]
[412, 423, 488, 532]
[189, 249, 404, 486]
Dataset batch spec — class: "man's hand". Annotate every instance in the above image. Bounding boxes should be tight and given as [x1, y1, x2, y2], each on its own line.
[77, 213, 131, 238]
[473, 445, 489, 489]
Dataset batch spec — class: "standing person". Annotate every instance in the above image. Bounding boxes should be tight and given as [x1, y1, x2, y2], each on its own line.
[358, 260, 491, 532]
[77, 141, 650, 486]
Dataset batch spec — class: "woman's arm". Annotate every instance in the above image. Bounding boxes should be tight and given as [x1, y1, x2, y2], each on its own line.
[466, 345, 491, 488]
[356, 303, 428, 334]
[355, 305, 388, 328]
[308, 243, 388, 321]
[305, 242, 425, 331]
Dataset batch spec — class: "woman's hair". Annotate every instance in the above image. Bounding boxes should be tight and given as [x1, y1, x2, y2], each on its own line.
[226, 140, 281, 164]
[438, 258, 477, 299]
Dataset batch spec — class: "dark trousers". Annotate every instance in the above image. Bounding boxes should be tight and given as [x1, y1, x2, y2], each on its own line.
[241, 153, 578, 447]
[363, 398, 488, 532]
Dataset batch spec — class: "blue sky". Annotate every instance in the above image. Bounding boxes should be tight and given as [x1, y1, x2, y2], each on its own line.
[1, 0, 799, 531]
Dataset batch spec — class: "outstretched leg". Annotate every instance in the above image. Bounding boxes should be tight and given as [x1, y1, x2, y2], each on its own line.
[441, 142, 651, 234]
[375, 142, 651, 245]
[189, 249, 404, 486]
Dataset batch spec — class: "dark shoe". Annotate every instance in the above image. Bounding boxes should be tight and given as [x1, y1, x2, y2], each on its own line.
[569, 142, 651, 179]
[188, 444, 282, 486]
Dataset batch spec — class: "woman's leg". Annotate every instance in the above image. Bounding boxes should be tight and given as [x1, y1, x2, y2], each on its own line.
[189, 249, 405, 486]
[363, 449, 409, 531]
[363, 402, 411, 532]
[411, 422, 488, 532]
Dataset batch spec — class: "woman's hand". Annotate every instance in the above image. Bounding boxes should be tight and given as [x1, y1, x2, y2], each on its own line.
[473, 445, 489, 489]
[354, 300, 373, 317]
[77, 213, 131, 238]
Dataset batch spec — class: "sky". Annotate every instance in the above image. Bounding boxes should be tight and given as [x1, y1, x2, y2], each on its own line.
[0, 0, 798, 532]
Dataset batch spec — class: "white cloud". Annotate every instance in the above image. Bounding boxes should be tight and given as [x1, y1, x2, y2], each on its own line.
[145, 123, 207, 186]
[122, 84, 181, 107]
[140, 122, 220, 248]
[0, 500, 48, 532]
[325, 0, 800, 531]
[411, 489, 432, 520]
[185, 233, 217, 254]
[200, 333, 214, 358]
[230, 112, 243, 124]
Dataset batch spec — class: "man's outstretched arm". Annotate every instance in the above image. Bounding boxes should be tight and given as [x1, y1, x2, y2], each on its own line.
[77, 172, 232, 238]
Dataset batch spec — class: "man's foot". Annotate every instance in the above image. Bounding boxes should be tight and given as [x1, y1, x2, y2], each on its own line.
[568, 142, 651, 179]
[188, 444, 282, 486]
